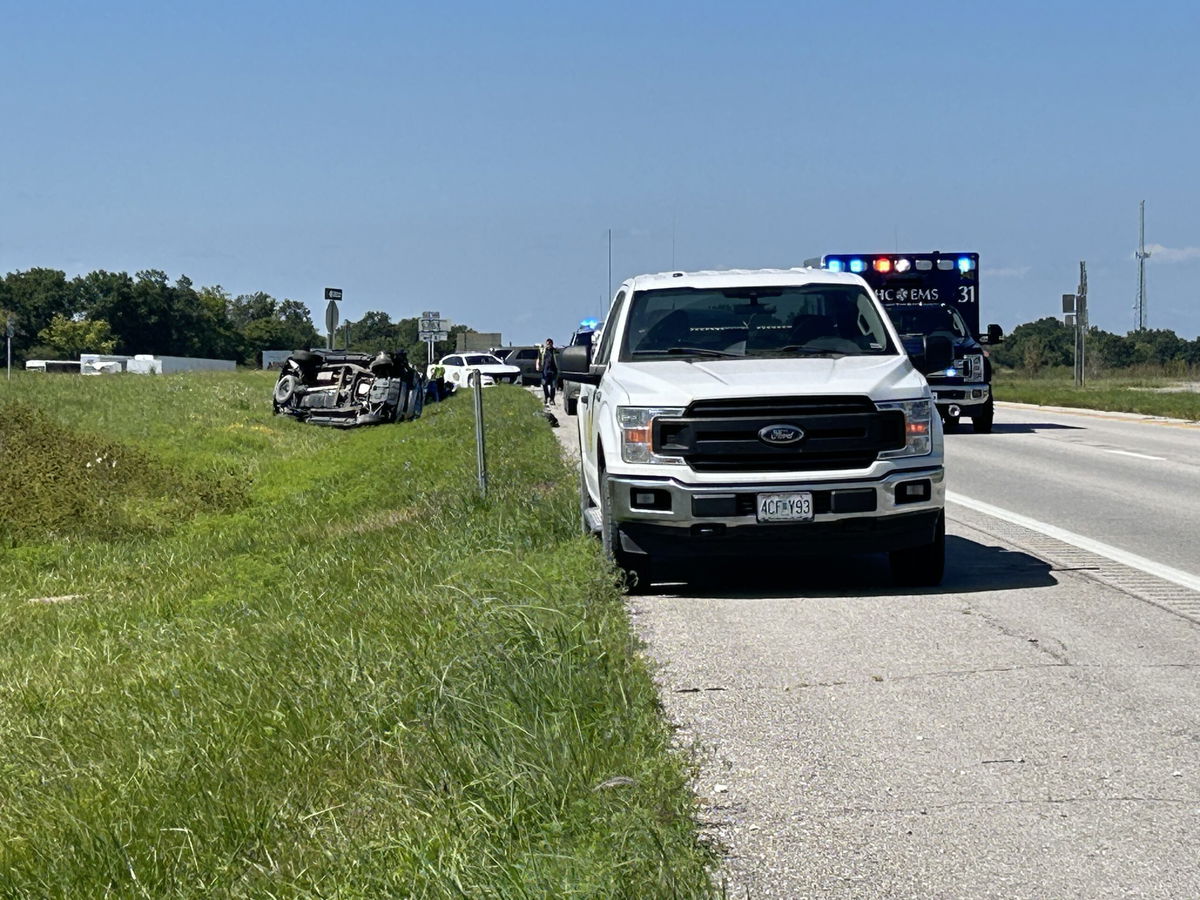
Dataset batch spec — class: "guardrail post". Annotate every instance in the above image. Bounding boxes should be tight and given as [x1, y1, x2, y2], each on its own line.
[472, 369, 488, 497]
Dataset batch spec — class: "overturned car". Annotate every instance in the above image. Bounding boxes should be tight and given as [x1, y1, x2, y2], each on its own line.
[272, 350, 426, 427]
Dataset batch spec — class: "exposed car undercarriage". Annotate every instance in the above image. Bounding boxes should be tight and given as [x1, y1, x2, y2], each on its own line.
[272, 350, 426, 427]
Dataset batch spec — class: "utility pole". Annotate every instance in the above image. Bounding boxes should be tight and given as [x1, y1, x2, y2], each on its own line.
[1135, 200, 1150, 330]
[607, 227, 612, 301]
[5, 314, 13, 381]
[1063, 262, 1088, 387]
[1077, 261, 1088, 386]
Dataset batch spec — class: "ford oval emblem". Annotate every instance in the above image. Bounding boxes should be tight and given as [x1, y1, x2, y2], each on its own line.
[758, 424, 805, 446]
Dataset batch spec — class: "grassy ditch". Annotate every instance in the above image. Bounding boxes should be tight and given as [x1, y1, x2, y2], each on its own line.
[0, 372, 714, 898]
[996, 371, 1200, 421]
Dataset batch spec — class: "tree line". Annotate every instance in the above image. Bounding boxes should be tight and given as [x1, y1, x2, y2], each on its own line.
[0, 268, 470, 367]
[331, 310, 473, 370]
[10, 265, 1194, 375]
[989, 317, 1200, 374]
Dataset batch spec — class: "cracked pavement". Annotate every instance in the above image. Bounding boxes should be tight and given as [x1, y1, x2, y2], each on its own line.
[630, 522, 1200, 898]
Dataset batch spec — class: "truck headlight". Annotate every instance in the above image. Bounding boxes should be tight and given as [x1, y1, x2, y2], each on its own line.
[617, 406, 685, 465]
[876, 399, 933, 458]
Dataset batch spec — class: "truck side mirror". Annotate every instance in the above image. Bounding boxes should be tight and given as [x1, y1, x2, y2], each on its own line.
[919, 335, 954, 374]
[984, 323, 1003, 344]
[560, 344, 601, 385]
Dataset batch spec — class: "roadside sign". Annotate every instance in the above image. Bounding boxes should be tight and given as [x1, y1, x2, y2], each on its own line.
[325, 300, 339, 334]
[1062, 293, 1076, 313]
[325, 287, 343, 301]
[419, 311, 447, 343]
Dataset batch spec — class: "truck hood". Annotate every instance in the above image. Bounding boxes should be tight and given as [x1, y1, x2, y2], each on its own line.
[612, 355, 928, 407]
[898, 334, 983, 357]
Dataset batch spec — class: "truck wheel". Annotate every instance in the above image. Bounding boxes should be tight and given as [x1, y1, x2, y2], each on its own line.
[972, 397, 994, 434]
[600, 467, 653, 593]
[889, 512, 945, 587]
[273, 375, 300, 407]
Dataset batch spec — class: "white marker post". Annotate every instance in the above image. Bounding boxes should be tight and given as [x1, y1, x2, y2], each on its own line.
[472, 369, 488, 497]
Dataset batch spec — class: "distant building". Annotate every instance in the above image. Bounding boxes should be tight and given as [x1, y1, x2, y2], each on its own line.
[126, 355, 236, 375]
[25, 360, 82, 374]
[80, 353, 133, 374]
[456, 331, 502, 352]
[261, 350, 293, 370]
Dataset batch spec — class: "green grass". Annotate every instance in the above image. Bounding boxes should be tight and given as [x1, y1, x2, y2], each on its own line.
[996, 369, 1200, 421]
[0, 372, 715, 898]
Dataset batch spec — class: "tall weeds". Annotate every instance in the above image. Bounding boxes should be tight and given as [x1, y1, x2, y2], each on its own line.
[0, 373, 714, 897]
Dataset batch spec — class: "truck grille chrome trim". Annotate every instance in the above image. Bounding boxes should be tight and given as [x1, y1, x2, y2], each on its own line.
[654, 396, 906, 473]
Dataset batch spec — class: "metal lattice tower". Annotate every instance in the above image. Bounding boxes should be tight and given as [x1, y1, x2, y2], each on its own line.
[1135, 200, 1150, 330]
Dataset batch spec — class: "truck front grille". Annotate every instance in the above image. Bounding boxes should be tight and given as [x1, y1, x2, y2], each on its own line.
[654, 396, 905, 473]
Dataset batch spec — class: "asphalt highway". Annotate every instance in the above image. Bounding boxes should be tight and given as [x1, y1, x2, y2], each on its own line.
[547, 397, 1200, 898]
[947, 403, 1200, 580]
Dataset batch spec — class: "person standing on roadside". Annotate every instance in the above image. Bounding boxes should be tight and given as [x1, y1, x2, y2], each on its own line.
[538, 337, 559, 406]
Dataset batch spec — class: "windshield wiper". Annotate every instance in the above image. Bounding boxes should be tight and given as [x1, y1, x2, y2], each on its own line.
[776, 346, 850, 358]
[633, 347, 743, 359]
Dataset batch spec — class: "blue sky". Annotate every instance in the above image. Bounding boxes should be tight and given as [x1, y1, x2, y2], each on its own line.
[3, 0, 1198, 345]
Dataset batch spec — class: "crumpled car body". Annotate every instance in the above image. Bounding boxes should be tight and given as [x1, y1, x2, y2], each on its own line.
[272, 350, 426, 427]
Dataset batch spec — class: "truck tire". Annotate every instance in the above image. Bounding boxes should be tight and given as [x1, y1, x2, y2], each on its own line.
[889, 512, 945, 587]
[972, 396, 994, 433]
[600, 466, 653, 593]
[273, 375, 300, 407]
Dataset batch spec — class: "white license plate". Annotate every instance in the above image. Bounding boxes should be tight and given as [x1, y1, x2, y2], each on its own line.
[756, 492, 814, 522]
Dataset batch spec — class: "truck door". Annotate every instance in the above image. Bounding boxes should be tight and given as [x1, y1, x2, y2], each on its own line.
[580, 290, 625, 501]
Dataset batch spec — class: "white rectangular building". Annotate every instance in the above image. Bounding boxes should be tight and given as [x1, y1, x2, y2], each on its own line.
[126, 354, 236, 375]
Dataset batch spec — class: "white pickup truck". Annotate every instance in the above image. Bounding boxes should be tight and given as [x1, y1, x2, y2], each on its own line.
[559, 267, 953, 592]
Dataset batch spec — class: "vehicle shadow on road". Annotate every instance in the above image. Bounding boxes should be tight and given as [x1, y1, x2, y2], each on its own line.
[953, 422, 1086, 435]
[650, 535, 1057, 598]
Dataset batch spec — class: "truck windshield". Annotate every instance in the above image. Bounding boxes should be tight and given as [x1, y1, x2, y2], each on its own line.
[621, 285, 895, 361]
[887, 306, 968, 338]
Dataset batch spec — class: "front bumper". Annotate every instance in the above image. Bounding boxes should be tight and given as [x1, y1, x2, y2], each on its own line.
[607, 466, 944, 559]
[928, 382, 990, 410]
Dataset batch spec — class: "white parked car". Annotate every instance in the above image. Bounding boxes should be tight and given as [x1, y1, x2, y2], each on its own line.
[428, 353, 521, 388]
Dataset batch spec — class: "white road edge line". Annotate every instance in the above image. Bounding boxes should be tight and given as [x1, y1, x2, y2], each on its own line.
[946, 491, 1200, 594]
[1100, 449, 1166, 461]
